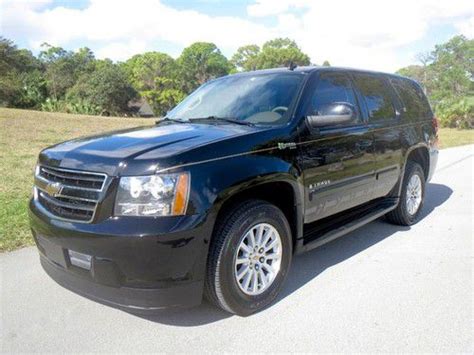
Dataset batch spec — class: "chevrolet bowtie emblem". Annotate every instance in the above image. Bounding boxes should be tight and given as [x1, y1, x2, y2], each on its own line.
[45, 182, 63, 197]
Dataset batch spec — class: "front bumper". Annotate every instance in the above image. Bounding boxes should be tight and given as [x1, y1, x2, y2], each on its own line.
[427, 145, 439, 182]
[29, 198, 213, 313]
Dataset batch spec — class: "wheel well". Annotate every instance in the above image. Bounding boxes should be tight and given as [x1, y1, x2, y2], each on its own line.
[407, 147, 429, 180]
[214, 182, 297, 247]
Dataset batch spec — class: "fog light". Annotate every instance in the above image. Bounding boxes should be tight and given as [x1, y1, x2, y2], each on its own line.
[68, 250, 92, 270]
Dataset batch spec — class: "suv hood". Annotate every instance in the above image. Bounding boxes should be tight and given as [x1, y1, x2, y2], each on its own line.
[39, 122, 267, 176]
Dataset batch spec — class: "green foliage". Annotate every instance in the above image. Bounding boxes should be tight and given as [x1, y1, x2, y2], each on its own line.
[40, 97, 102, 115]
[232, 38, 310, 72]
[0, 37, 42, 108]
[16, 70, 47, 108]
[4, 34, 471, 124]
[178, 42, 232, 92]
[142, 87, 186, 116]
[40, 97, 65, 112]
[231, 45, 261, 71]
[39, 43, 96, 100]
[257, 38, 310, 69]
[2, 37, 309, 117]
[39, 44, 77, 99]
[397, 35, 474, 129]
[397, 65, 426, 85]
[436, 97, 474, 129]
[67, 60, 136, 115]
[429, 36, 473, 101]
[123, 52, 184, 115]
[322, 60, 331, 67]
[123, 52, 177, 91]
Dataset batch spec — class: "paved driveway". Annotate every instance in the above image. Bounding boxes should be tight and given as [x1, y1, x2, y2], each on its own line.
[1, 145, 473, 353]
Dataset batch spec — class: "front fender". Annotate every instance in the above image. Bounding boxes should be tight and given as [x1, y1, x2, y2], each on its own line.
[185, 152, 305, 238]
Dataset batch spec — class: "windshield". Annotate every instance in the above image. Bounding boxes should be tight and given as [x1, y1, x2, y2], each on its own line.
[167, 73, 305, 125]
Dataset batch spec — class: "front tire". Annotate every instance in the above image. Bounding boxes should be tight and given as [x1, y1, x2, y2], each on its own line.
[205, 200, 292, 316]
[386, 160, 425, 226]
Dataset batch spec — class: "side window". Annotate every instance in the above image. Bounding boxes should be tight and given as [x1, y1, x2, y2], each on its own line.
[352, 73, 396, 120]
[390, 77, 432, 120]
[308, 72, 359, 122]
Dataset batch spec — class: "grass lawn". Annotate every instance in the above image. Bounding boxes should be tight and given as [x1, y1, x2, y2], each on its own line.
[438, 128, 474, 148]
[0, 108, 151, 251]
[0, 108, 473, 251]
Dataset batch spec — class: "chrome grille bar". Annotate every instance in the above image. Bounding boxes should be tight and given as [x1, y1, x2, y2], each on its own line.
[38, 191, 96, 212]
[34, 165, 108, 223]
[38, 166, 106, 190]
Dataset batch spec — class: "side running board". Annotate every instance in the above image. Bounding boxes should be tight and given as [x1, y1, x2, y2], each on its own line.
[296, 198, 399, 254]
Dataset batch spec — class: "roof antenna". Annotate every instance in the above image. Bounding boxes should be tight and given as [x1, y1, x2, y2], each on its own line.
[288, 61, 297, 71]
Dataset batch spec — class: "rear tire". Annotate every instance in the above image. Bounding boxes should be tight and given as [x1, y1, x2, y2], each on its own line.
[386, 160, 425, 226]
[205, 200, 292, 316]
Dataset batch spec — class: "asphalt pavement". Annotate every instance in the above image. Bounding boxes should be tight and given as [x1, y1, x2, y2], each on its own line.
[1, 144, 473, 353]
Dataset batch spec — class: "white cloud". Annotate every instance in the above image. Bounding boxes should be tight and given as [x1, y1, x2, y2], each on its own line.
[95, 40, 149, 62]
[1, 0, 275, 58]
[247, 0, 311, 17]
[248, 0, 474, 71]
[455, 16, 474, 38]
[1, 0, 473, 71]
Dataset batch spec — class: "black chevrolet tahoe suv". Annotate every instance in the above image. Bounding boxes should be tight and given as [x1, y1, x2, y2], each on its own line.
[30, 66, 439, 316]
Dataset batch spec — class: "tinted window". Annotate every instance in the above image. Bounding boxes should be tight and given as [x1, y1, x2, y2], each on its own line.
[307, 72, 359, 121]
[390, 77, 432, 120]
[352, 74, 396, 120]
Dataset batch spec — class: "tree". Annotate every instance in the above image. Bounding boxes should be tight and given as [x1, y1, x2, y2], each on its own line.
[397, 65, 426, 85]
[67, 60, 136, 115]
[256, 38, 310, 69]
[141, 85, 186, 117]
[0, 37, 44, 107]
[123, 52, 185, 115]
[429, 35, 473, 100]
[178, 42, 231, 92]
[231, 38, 310, 72]
[124, 52, 177, 91]
[39, 44, 75, 99]
[231, 45, 260, 71]
[397, 35, 474, 128]
[39, 44, 95, 100]
[73, 47, 96, 76]
[322, 60, 331, 67]
[16, 70, 47, 108]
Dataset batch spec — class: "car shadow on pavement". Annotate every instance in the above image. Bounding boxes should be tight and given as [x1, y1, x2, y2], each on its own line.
[276, 182, 452, 303]
[136, 183, 452, 326]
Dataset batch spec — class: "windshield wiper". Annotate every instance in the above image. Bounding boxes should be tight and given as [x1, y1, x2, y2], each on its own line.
[156, 117, 189, 124]
[189, 116, 255, 127]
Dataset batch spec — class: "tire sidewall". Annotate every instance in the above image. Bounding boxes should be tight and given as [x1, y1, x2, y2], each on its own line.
[401, 163, 425, 224]
[216, 204, 292, 316]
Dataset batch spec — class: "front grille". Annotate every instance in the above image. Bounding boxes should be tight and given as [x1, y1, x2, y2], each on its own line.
[39, 166, 105, 190]
[35, 166, 107, 223]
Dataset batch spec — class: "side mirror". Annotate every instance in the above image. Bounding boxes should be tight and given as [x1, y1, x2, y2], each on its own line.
[306, 102, 355, 128]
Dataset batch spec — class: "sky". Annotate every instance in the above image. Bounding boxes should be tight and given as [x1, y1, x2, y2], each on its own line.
[1, 0, 473, 72]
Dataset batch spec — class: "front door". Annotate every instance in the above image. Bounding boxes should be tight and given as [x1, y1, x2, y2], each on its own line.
[297, 71, 376, 223]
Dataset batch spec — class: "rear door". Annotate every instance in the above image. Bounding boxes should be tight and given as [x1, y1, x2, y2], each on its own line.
[297, 71, 376, 223]
[351, 72, 403, 199]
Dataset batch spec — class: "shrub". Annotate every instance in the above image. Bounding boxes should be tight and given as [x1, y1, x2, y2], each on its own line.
[436, 97, 474, 129]
[41, 98, 66, 112]
[41, 97, 102, 115]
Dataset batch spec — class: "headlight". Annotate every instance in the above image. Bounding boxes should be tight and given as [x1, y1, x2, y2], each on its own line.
[114, 173, 190, 217]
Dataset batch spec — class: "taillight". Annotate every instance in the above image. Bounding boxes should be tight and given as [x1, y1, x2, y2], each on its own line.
[432, 116, 440, 147]
[432, 116, 439, 134]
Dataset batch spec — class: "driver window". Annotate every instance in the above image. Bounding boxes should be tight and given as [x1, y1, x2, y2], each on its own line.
[308, 73, 360, 122]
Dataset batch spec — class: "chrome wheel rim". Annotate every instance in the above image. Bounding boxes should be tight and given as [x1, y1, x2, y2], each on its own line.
[406, 174, 422, 215]
[234, 223, 282, 296]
